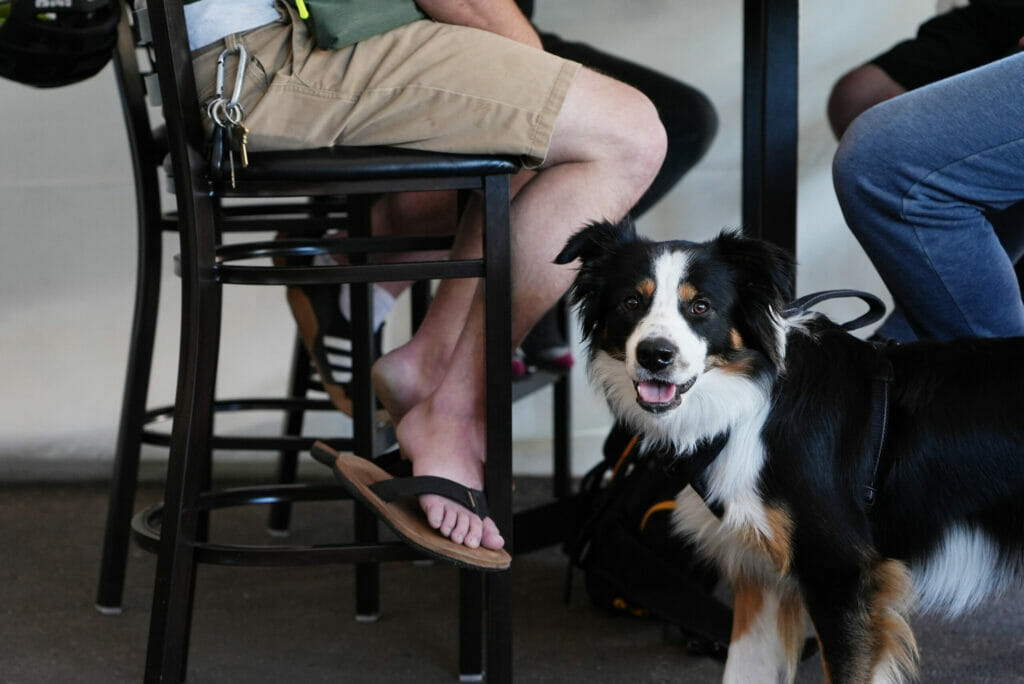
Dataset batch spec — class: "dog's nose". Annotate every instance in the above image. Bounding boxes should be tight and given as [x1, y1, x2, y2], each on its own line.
[636, 337, 677, 371]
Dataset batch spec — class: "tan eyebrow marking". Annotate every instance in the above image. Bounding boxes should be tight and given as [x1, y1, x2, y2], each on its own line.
[679, 283, 697, 302]
[730, 328, 744, 350]
[638, 279, 655, 298]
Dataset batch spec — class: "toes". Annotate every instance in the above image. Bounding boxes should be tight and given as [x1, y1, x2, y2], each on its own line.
[480, 518, 505, 550]
[449, 513, 471, 545]
[424, 498, 445, 531]
[439, 507, 459, 537]
[463, 516, 483, 549]
[420, 496, 503, 550]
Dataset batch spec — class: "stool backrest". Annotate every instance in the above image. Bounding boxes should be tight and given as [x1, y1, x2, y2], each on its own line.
[135, 0, 207, 170]
[112, 0, 170, 234]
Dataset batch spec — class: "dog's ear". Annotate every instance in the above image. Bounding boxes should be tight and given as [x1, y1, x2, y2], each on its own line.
[555, 218, 639, 343]
[555, 218, 638, 266]
[712, 229, 795, 302]
[712, 230, 795, 369]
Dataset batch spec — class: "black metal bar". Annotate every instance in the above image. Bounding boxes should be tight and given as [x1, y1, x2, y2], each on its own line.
[141, 430, 357, 453]
[267, 337, 312, 535]
[411, 280, 431, 327]
[552, 300, 572, 500]
[742, 0, 799, 257]
[131, 499, 426, 567]
[214, 175, 505, 198]
[217, 259, 484, 287]
[96, 0, 166, 614]
[348, 197, 382, 621]
[215, 234, 456, 261]
[143, 0, 223, 676]
[192, 482, 352, 509]
[459, 570, 485, 678]
[145, 224, 221, 683]
[193, 541, 421, 566]
[482, 173, 514, 684]
[742, 0, 765, 239]
[552, 377, 571, 501]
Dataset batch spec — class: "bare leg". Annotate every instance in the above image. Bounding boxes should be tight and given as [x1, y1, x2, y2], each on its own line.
[827, 63, 905, 139]
[374, 67, 667, 549]
[371, 172, 538, 420]
[369, 191, 458, 298]
[371, 192, 484, 420]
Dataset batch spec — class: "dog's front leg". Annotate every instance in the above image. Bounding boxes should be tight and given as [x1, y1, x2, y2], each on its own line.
[723, 573, 806, 684]
[798, 559, 918, 684]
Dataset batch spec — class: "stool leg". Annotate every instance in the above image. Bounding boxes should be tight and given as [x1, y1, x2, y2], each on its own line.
[96, 214, 163, 614]
[349, 198, 381, 621]
[144, 270, 223, 682]
[411, 280, 431, 327]
[459, 570, 485, 681]
[552, 299, 572, 500]
[482, 173, 513, 683]
[267, 336, 311, 536]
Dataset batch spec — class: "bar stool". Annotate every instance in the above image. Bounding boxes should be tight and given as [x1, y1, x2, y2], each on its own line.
[92, 1, 575, 681]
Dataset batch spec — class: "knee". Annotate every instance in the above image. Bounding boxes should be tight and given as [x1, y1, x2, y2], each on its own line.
[620, 90, 669, 192]
[827, 64, 905, 139]
[832, 106, 897, 218]
[551, 68, 667, 199]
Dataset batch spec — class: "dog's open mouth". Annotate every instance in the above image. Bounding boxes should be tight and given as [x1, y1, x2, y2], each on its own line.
[635, 377, 696, 413]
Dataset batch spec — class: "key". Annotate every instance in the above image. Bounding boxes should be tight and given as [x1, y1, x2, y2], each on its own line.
[210, 125, 225, 176]
[237, 122, 249, 168]
[225, 118, 236, 187]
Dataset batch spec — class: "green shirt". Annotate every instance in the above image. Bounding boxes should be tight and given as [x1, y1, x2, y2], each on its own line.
[300, 0, 427, 50]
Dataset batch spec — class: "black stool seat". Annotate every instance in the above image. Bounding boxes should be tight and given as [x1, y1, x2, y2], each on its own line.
[228, 145, 519, 184]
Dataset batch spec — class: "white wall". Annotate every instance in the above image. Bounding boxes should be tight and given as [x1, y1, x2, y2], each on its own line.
[0, 1, 937, 479]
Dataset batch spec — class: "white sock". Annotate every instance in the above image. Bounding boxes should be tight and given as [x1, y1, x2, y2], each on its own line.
[339, 283, 396, 332]
[312, 255, 397, 331]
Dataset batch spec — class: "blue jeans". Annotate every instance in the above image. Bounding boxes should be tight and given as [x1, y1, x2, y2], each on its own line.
[833, 51, 1024, 341]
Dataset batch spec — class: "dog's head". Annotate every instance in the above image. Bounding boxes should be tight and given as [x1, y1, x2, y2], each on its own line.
[556, 219, 795, 440]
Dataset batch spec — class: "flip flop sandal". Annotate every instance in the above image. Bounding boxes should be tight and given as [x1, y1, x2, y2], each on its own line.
[284, 279, 384, 419]
[311, 441, 511, 572]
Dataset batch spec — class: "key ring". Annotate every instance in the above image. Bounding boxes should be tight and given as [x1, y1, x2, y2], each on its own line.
[207, 98, 245, 129]
[206, 44, 248, 129]
[215, 43, 248, 109]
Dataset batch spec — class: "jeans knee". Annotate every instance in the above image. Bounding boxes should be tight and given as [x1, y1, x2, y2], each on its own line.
[832, 108, 897, 220]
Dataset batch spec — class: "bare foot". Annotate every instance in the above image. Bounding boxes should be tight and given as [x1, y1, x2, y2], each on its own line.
[372, 345, 440, 423]
[394, 396, 505, 550]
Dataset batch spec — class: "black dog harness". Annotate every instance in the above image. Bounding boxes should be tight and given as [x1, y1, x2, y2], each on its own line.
[665, 289, 892, 518]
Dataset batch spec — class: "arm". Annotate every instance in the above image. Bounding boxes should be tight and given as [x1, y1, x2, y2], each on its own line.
[415, 0, 542, 48]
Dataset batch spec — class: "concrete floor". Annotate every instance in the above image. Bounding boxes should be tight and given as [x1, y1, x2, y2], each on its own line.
[2, 473, 1024, 683]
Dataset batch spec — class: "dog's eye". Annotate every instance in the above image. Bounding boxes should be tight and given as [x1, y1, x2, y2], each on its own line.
[690, 299, 711, 315]
[623, 295, 641, 311]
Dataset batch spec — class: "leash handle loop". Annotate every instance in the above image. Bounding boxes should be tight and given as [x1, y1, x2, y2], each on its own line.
[784, 289, 887, 332]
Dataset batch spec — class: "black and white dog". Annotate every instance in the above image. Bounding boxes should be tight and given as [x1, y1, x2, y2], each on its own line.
[556, 219, 1024, 683]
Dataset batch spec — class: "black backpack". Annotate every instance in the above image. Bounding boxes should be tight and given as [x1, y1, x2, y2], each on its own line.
[564, 423, 733, 658]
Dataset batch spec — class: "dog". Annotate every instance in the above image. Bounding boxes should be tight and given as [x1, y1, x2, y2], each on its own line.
[555, 219, 1024, 683]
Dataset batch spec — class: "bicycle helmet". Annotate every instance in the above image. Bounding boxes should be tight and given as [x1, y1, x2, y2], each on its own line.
[0, 0, 118, 88]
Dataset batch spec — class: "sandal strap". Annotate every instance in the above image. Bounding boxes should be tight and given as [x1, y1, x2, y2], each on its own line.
[370, 476, 491, 519]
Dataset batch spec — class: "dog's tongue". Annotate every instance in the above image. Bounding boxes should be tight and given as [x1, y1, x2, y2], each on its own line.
[637, 381, 676, 404]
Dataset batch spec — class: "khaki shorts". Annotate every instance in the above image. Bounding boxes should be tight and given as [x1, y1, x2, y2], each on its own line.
[192, 2, 580, 167]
